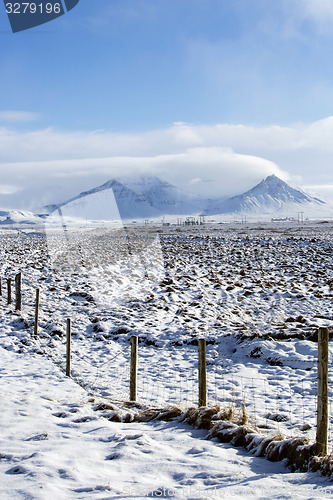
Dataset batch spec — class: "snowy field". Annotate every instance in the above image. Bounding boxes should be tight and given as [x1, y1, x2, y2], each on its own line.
[1, 220, 333, 498]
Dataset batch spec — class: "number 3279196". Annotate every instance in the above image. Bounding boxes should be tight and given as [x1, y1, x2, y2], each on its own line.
[5, 3, 62, 14]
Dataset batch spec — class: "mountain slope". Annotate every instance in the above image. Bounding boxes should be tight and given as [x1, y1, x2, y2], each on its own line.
[44, 174, 328, 222]
[0, 210, 43, 225]
[203, 175, 325, 215]
[46, 179, 162, 220]
[117, 175, 204, 215]
[46, 176, 203, 220]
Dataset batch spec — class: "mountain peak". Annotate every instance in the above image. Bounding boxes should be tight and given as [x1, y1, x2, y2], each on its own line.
[47, 174, 204, 220]
[115, 174, 203, 215]
[44, 173, 327, 221]
[256, 174, 289, 189]
[204, 174, 325, 216]
[266, 174, 280, 181]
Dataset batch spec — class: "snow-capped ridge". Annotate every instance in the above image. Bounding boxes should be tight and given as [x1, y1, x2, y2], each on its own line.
[0, 209, 43, 225]
[43, 173, 328, 222]
[115, 175, 204, 215]
[47, 175, 204, 220]
[203, 175, 326, 216]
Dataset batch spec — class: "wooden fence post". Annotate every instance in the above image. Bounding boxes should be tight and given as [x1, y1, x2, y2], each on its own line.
[15, 272, 22, 311]
[66, 318, 71, 377]
[34, 288, 40, 339]
[198, 338, 207, 407]
[130, 336, 138, 401]
[316, 327, 329, 456]
[7, 278, 11, 305]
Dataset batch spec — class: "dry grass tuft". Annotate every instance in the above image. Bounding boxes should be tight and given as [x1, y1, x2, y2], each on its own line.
[180, 405, 221, 429]
[197, 406, 221, 429]
[309, 454, 333, 476]
[156, 406, 183, 421]
[107, 410, 138, 423]
[213, 403, 234, 422]
[137, 408, 162, 422]
[93, 399, 333, 478]
[94, 402, 116, 411]
[240, 396, 248, 425]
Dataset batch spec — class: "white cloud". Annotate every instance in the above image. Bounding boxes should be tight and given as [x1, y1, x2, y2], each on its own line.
[304, 184, 333, 201]
[0, 147, 284, 208]
[0, 120, 322, 162]
[0, 184, 21, 195]
[303, 0, 333, 22]
[0, 111, 40, 123]
[287, 0, 333, 35]
[1, 117, 333, 209]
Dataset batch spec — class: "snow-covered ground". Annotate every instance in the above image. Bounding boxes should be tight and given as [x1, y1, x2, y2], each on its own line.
[2, 339, 333, 499]
[1, 220, 333, 498]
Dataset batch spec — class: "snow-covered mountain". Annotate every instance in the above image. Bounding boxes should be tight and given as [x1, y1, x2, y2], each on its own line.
[0, 209, 43, 226]
[203, 175, 326, 216]
[119, 175, 204, 215]
[46, 176, 203, 220]
[43, 174, 328, 222]
[46, 179, 161, 220]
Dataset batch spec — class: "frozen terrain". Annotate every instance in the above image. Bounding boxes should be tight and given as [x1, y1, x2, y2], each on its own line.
[1, 220, 333, 498]
[1, 344, 333, 499]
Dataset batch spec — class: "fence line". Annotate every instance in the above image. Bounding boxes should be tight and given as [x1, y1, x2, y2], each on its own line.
[7, 277, 11, 305]
[1, 272, 333, 455]
[34, 288, 39, 339]
[15, 272, 22, 311]
[66, 318, 71, 377]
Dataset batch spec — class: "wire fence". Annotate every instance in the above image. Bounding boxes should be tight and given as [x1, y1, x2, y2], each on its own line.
[1, 271, 333, 455]
[130, 342, 333, 453]
[33, 328, 132, 401]
[130, 343, 320, 441]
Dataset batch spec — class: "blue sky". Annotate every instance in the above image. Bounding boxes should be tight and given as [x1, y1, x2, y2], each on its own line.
[1, 0, 333, 208]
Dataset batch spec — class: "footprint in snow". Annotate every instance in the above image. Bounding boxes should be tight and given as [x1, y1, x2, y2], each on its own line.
[73, 416, 97, 423]
[58, 468, 74, 479]
[108, 432, 144, 442]
[187, 446, 206, 455]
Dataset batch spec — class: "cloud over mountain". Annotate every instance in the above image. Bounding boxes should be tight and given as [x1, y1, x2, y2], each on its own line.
[2, 117, 333, 211]
[44, 174, 328, 222]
